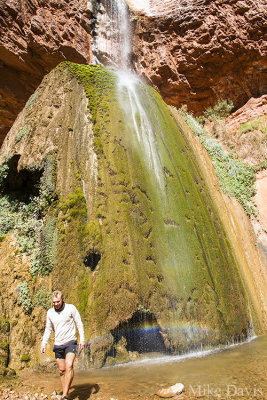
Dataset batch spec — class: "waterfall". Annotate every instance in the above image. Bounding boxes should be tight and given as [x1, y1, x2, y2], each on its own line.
[116, 70, 165, 189]
[126, 0, 194, 16]
[68, 0, 254, 361]
[92, 0, 131, 69]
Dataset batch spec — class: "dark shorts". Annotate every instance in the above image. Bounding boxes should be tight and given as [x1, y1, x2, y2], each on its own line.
[53, 340, 78, 359]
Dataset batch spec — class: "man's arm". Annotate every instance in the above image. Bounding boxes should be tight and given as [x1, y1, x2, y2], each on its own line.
[41, 311, 52, 353]
[72, 306, 85, 350]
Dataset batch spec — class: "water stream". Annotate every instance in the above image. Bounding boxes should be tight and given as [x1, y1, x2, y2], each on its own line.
[23, 335, 267, 399]
[92, 0, 131, 69]
[87, 0, 255, 358]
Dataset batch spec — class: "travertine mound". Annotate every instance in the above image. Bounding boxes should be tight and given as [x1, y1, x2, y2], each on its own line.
[1, 63, 262, 371]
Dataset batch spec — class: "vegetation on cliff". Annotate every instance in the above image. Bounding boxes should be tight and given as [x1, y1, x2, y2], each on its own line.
[182, 103, 264, 216]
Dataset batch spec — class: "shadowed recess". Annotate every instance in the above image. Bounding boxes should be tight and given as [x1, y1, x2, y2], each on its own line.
[111, 311, 168, 354]
[84, 251, 101, 271]
[1, 155, 43, 202]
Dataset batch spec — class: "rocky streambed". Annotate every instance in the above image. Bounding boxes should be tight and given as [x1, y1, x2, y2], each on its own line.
[0, 335, 266, 400]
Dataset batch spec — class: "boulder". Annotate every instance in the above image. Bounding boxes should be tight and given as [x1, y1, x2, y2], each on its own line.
[156, 383, 185, 398]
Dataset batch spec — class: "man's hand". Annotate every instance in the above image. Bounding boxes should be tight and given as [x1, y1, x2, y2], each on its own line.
[40, 344, 46, 354]
[78, 342, 85, 352]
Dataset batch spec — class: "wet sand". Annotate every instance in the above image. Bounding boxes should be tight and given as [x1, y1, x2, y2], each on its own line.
[2, 335, 266, 400]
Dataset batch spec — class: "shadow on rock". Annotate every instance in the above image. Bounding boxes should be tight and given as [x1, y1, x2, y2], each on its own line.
[70, 383, 100, 400]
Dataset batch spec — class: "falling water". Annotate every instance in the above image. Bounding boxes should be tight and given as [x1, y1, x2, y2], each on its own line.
[92, 0, 131, 69]
[85, 0, 253, 358]
[116, 70, 166, 189]
[127, 0, 194, 16]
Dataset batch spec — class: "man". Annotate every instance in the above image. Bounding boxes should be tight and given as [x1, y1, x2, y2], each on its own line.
[41, 290, 85, 400]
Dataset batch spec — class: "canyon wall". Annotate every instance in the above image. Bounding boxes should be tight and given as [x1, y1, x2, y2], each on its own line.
[0, 0, 266, 144]
[0, 0, 93, 144]
[130, 0, 267, 113]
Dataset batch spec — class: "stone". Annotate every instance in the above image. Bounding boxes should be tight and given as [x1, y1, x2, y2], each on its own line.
[156, 383, 185, 398]
[130, 0, 266, 114]
[0, 0, 92, 144]
[0, 0, 266, 144]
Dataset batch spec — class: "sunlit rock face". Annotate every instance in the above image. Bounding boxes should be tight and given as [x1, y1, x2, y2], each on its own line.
[0, 0, 93, 144]
[0, 0, 266, 144]
[0, 63, 255, 369]
[130, 0, 267, 113]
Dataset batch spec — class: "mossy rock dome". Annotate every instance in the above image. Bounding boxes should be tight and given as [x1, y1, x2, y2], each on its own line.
[0, 63, 251, 367]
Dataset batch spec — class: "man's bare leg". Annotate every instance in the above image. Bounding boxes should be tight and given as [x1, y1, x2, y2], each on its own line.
[56, 358, 66, 395]
[62, 352, 76, 398]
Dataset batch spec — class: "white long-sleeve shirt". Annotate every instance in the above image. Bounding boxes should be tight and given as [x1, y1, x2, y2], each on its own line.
[41, 303, 85, 346]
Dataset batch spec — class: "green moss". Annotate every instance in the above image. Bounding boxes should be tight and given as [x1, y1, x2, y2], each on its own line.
[0, 319, 10, 334]
[238, 115, 267, 135]
[0, 342, 8, 350]
[25, 92, 39, 110]
[16, 125, 27, 143]
[20, 354, 30, 362]
[43, 63, 252, 358]
[59, 62, 115, 156]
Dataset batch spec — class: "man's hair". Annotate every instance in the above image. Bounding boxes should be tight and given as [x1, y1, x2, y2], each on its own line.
[52, 290, 63, 299]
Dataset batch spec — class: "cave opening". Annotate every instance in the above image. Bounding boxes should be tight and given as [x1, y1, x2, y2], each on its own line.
[110, 310, 168, 356]
[84, 251, 101, 271]
[1, 155, 43, 203]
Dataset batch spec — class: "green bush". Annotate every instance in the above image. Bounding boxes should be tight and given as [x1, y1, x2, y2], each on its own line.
[203, 100, 234, 121]
[183, 113, 257, 216]
[17, 281, 32, 313]
[0, 156, 58, 275]
[33, 287, 51, 310]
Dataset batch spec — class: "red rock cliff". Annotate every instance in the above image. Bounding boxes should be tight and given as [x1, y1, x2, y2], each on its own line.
[0, 0, 266, 144]
[0, 0, 93, 143]
[130, 0, 267, 113]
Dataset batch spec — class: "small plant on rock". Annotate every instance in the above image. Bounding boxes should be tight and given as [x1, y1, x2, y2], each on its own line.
[203, 99, 234, 121]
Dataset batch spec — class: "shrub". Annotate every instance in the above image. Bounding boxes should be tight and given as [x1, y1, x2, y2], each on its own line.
[0, 156, 58, 275]
[183, 113, 257, 216]
[33, 287, 51, 309]
[17, 281, 32, 313]
[203, 100, 234, 121]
